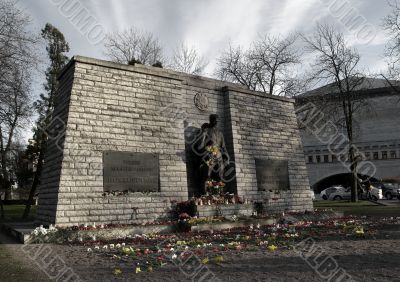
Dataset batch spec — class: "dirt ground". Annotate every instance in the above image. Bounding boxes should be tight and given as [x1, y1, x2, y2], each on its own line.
[1, 225, 400, 282]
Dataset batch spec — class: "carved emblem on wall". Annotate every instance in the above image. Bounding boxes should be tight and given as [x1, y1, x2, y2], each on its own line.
[194, 92, 209, 112]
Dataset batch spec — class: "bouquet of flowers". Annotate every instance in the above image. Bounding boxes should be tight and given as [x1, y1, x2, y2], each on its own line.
[204, 145, 221, 168]
[206, 145, 220, 156]
[206, 180, 226, 195]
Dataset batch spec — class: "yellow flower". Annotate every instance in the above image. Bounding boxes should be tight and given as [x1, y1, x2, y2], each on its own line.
[135, 266, 141, 274]
[268, 245, 278, 252]
[214, 255, 224, 264]
[147, 265, 153, 272]
[122, 247, 132, 255]
[201, 257, 209, 265]
[354, 226, 364, 235]
[113, 268, 122, 275]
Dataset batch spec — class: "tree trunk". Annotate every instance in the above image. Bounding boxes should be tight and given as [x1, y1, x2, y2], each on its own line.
[349, 146, 358, 203]
[22, 139, 45, 219]
[0, 193, 4, 219]
[1, 164, 11, 201]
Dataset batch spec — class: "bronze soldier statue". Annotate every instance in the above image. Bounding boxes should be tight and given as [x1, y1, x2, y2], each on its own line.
[200, 114, 229, 186]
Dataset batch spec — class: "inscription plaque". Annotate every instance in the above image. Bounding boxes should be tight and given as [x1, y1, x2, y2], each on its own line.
[255, 159, 289, 191]
[103, 151, 159, 192]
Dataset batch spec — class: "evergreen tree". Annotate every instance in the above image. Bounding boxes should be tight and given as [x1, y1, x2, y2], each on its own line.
[23, 23, 69, 219]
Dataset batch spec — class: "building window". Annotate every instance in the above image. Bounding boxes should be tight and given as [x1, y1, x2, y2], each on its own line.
[364, 152, 370, 160]
[324, 155, 329, 163]
[308, 156, 313, 163]
[316, 156, 321, 163]
[382, 151, 388, 159]
[332, 155, 337, 162]
[391, 151, 397, 159]
[373, 152, 379, 160]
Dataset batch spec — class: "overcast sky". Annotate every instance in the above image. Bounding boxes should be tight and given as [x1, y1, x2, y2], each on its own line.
[14, 0, 394, 142]
[19, 0, 393, 76]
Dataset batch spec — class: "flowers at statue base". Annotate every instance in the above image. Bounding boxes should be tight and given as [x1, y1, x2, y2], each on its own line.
[178, 213, 191, 220]
[206, 180, 226, 195]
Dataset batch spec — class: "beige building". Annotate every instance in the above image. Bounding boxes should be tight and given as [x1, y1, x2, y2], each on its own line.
[296, 78, 400, 192]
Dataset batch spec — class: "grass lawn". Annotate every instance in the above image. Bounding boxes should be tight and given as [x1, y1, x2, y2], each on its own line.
[314, 200, 400, 217]
[0, 205, 36, 223]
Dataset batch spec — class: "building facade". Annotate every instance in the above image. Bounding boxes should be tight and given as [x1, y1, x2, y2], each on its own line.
[296, 79, 400, 192]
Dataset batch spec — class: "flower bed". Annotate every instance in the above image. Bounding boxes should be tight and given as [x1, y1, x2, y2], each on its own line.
[76, 216, 399, 276]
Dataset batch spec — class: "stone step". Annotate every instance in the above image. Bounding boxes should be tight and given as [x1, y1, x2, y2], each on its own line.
[196, 204, 254, 218]
[0, 222, 36, 244]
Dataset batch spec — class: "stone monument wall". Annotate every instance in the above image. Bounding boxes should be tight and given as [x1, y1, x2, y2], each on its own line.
[37, 56, 312, 226]
[225, 88, 313, 212]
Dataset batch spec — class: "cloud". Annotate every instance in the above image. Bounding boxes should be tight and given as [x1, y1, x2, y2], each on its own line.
[19, 0, 392, 79]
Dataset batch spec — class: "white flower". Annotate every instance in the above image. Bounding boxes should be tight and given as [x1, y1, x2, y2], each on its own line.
[100, 224, 105, 229]
[171, 254, 177, 260]
[219, 244, 225, 247]
[103, 245, 108, 250]
[196, 245, 201, 248]
[94, 246, 100, 250]
[109, 244, 115, 249]
[84, 224, 88, 228]
[78, 237, 83, 242]
[121, 243, 126, 247]
[256, 224, 261, 229]
[91, 235, 96, 241]
[116, 244, 121, 248]
[170, 248, 174, 252]
[87, 248, 92, 252]
[185, 246, 189, 250]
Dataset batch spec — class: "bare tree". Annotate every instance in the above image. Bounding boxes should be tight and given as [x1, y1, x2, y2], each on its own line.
[169, 42, 208, 75]
[103, 27, 164, 66]
[0, 0, 37, 210]
[216, 34, 300, 96]
[0, 0, 37, 73]
[216, 44, 259, 90]
[383, 0, 400, 75]
[0, 66, 33, 203]
[381, 0, 400, 100]
[300, 23, 368, 202]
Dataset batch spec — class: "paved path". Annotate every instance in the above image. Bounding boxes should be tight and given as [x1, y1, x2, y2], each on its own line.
[0, 232, 50, 282]
[377, 199, 400, 206]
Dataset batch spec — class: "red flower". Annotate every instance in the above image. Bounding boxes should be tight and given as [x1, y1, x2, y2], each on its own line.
[179, 213, 191, 220]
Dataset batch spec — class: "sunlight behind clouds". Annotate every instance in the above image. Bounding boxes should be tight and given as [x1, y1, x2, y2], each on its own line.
[18, 0, 394, 82]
